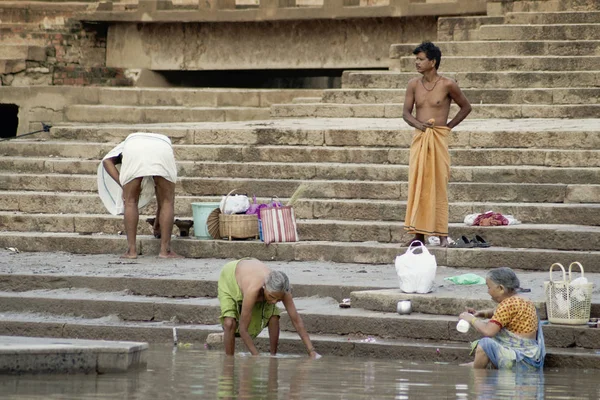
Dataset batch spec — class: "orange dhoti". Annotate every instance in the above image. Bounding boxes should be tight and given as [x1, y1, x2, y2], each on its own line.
[404, 125, 451, 237]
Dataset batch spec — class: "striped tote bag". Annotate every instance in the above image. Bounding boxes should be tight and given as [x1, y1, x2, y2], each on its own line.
[259, 206, 299, 244]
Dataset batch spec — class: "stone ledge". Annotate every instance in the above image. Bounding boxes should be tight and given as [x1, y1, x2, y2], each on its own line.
[79, 0, 486, 22]
[0, 335, 147, 374]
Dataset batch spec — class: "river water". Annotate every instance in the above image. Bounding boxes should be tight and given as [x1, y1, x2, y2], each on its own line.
[0, 345, 598, 399]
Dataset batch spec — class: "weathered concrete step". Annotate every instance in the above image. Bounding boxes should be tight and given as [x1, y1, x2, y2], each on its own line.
[391, 41, 600, 58]
[4, 191, 600, 225]
[3, 174, 598, 203]
[280, 302, 600, 350]
[0, 335, 147, 374]
[3, 140, 600, 166]
[0, 290, 598, 352]
[3, 316, 596, 368]
[272, 102, 600, 119]
[0, 289, 222, 324]
[1, 231, 599, 271]
[505, 11, 600, 25]
[0, 45, 47, 62]
[436, 16, 504, 41]
[298, 221, 600, 251]
[65, 105, 270, 124]
[342, 70, 600, 89]
[489, 0, 600, 14]
[478, 24, 600, 41]
[396, 56, 600, 72]
[292, 97, 322, 103]
[45, 121, 600, 149]
[0, 314, 223, 346]
[2, 212, 597, 251]
[0, 274, 384, 304]
[322, 88, 600, 105]
[5, 156, 599, 181]
[92, 88, 322, 107]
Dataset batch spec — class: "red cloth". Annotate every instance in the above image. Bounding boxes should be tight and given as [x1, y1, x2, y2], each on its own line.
[473, 212, 509, 226]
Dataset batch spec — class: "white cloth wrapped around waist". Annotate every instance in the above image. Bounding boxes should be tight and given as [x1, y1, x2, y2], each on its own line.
[120, 132, 177, 185]
[97, 132, 177, 215]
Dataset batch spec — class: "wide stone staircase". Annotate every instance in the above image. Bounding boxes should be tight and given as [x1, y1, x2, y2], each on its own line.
[271, 1, 600, 118]
[0, 0, 599, 367]
[0, 253, 598, 368]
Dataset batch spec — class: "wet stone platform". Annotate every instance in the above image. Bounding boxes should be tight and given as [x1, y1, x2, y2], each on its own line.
[0, 336, 148, 374]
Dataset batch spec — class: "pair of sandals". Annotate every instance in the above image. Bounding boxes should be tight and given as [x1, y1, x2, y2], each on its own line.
[449, 235, 490, 248]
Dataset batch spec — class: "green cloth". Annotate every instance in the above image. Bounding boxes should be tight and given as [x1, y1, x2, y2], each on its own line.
[444, 273, 486, 285]
[217, 259, 280, 338]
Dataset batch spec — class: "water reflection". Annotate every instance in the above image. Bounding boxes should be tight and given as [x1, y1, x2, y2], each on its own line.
[0, 346, 598, 399]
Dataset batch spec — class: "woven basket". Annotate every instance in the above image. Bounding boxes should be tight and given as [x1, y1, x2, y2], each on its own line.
[219, 189, 259, 241]
[544, 262, 593, 325]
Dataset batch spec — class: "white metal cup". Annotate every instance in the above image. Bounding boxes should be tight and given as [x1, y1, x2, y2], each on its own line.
[456, 319, 470, 333]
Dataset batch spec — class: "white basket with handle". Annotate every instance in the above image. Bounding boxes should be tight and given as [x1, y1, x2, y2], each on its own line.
[544, 262, 593, 325]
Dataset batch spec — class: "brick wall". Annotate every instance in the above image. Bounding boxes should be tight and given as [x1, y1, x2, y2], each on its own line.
[1, 20, 132, 87]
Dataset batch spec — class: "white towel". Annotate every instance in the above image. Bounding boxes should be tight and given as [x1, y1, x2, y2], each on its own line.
[97, 132, 175, 215]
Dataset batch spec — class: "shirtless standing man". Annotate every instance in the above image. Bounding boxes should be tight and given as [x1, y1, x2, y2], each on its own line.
[402, 41, 472, 247]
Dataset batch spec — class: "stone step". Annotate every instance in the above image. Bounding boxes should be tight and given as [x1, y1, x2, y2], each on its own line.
[65, 105, 271, 124]
[271, 102, 600, 119]
[1, 314, 596, 368]
[291, 97, 322, 103]
[1, 231, 599, 271]
[4, 191, 600, 225]
[1, 291, 599, 351]
[436, 16, 504, 41]
[505, 11, 600, 25]
[395, 55, 600, 72]
[5, 156, 600, 180]
[0, 45, 48, 62]
[45, 120, 600, 149]
[349, 288, 600, 320]
[92, 88, 323, 107]
[390, 40, 600, 58]
[2, 173, 598, 203]
[3, 141, 600, 165]
[0, 272, 384, 304]
[278, 300, 600, 350]
[488, 0, 600, 15]
[321, 88, 600, 105]
[0, 335, 147, 374]
[479, 24, 600, 41]
[2, 213, 598, 251]
[0, 289, 222, 325]
[341, 70, 600, 89]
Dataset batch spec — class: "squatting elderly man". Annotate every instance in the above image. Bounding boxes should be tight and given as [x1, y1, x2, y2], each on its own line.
[218, 258, 320, 359]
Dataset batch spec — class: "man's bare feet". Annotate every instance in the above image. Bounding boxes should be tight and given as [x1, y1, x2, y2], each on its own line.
[439, 236, 449, 247]
[460, 362, 474, 367]
[403, 234, 425, 247]
[158, 251, 184, 259]
[121, 252, 138, 259]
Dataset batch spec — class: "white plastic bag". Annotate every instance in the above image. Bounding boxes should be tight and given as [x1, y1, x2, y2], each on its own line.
[220, 194, 250, 215]
[395, 241, 437, 294]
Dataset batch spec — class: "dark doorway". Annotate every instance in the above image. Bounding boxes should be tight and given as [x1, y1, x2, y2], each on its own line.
[0, 104, 19, 139]
[158, 69, 352, 89]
